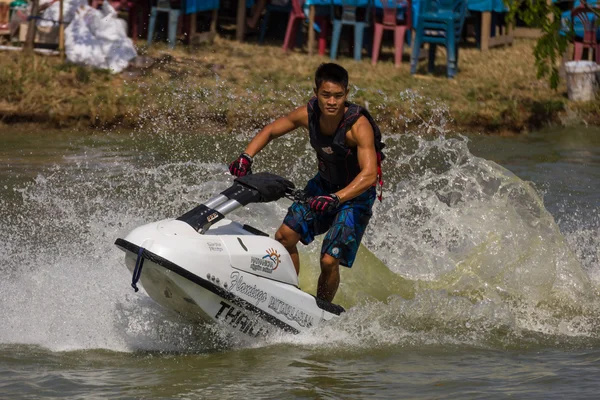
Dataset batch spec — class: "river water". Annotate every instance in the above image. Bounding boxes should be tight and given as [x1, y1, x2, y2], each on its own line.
[0, 124, 599, 399]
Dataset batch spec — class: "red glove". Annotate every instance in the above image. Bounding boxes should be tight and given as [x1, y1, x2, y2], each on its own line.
[229, 153, 253, 177]
[308, 194, 340, 213]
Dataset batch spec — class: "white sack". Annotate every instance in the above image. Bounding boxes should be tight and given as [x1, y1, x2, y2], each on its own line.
[64, 4, 137, 74]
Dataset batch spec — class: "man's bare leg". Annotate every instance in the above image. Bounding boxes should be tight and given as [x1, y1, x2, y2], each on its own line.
[317, 254, 340, 302]
[275, 224, 301, 275]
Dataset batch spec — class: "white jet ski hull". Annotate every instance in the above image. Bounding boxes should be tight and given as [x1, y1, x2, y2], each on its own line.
[115, 218, 344, 337]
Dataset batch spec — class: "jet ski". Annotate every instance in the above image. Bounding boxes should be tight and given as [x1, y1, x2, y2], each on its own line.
[115, 172, 345, 337]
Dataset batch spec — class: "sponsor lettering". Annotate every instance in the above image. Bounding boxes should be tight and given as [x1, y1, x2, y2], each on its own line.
[214, 301, 269, 337]
[229, 271, 268, 305]
[207, 212, 219, 222]
[268, 296, 314, 328]
[250, 256, 275, 273]
[207, 241, 224, 252]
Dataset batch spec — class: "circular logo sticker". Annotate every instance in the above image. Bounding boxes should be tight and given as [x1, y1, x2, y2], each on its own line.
[332, 247, 340, 256]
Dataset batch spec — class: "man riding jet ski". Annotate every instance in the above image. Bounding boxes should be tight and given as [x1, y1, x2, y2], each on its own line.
[229, 62, 384, 302]
[115, 63, 384, 337]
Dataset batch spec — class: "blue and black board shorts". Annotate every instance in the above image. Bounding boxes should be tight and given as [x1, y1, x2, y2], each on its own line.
[283, 174, 376, 268]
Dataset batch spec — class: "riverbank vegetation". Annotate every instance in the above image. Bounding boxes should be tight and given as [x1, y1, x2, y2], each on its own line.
[1, 37, 598, 134]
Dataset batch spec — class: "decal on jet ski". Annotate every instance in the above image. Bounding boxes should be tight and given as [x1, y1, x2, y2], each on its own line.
[215, 301, 269, 337]
[250, 248, 281, 273]
[264, 248, 281, 270]
[268, 296, 315, 328]
[229, 271, 268, 305]
[207, 241, 224, 252]
[207, 212, 219, 222]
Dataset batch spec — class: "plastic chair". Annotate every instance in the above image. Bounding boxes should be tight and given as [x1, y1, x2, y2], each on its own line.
[371, 0, 411, 67]
[148, 0, 181, 49]
[571, 5, 600, 63]
[259, 3, 292, 43]
[283, 0, 329, 55]
[409, 0, 467, 78]
[560, 0, 597, 38]
[329, 0, 371, 61]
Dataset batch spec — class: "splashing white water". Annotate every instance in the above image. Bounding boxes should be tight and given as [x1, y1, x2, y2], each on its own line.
[0, 128, 598, 353]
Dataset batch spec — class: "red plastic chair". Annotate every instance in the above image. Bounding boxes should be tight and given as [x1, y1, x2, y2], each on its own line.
[371, 0, 412, 67]
[571, 5, 600, 63]
[283, 0, 329, 55]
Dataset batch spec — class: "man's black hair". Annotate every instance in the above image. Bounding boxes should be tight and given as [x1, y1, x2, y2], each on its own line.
[315, 63, 349, 90]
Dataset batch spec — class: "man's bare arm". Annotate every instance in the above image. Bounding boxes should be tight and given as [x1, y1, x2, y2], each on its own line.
[334, 116, 378, 203]
[244, 106, 308, 157]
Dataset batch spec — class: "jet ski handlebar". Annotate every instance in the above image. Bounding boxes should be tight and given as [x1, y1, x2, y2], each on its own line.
[177, 172, 307, 234]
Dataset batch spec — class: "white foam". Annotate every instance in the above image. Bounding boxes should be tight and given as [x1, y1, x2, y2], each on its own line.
[0, 130, 598, 353]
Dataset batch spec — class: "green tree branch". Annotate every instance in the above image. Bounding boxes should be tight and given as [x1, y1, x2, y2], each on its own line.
[506, 0, 600, 89]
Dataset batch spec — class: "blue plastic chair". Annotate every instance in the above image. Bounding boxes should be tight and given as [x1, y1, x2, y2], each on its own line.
[409, 0, 467, 78]
[259, 3, 293, 43]
[330, 0, 372, 61]
[147, 0, 180, 49]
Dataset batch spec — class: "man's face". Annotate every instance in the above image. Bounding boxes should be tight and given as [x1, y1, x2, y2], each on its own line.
[315, 81, 348, 117]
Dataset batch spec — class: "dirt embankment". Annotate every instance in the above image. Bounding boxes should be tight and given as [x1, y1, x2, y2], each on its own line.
[1, 38, 599, 134]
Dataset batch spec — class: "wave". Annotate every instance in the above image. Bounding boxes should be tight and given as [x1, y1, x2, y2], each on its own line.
[0, 131, 598, 353]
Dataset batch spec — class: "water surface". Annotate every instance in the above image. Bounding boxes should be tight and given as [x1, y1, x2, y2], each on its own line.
[0, 124, 598, 399]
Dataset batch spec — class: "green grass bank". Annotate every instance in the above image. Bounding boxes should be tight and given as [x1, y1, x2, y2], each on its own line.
[1, 37, 599, 134]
